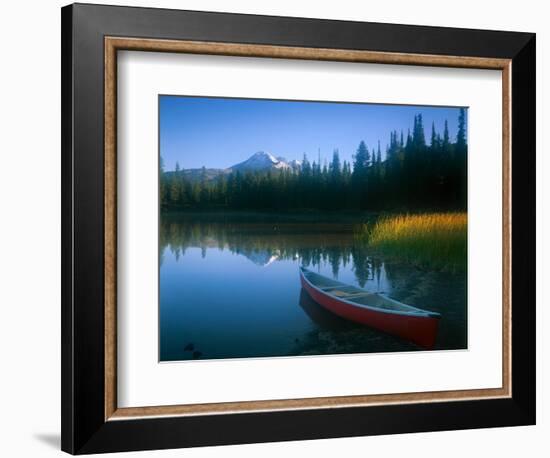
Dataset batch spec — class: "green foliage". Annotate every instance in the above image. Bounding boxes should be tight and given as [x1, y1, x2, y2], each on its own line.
[160, 111, 467, 212]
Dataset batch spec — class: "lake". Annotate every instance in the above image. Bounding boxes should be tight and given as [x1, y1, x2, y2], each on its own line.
[159, 214, 467, 361]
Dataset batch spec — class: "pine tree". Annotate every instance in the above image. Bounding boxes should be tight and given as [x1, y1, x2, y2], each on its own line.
[455, 108, 468, 208]
[412, 114, 426, 148]
[352, 141, 371, 209]
[456, 108, 467, 154]
[301, 154, 311, 177]
[342, 160, 351, 182]
[353, 141, 370, 178]
[169, 162, 182, 206]
[330, 149, 341, 182]
[443, 120, 450, 148]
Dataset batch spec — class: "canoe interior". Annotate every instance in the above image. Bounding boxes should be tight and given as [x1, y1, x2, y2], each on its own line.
[300, 268, 438, 316]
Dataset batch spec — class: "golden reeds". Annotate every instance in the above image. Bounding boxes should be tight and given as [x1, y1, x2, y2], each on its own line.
[361, 213, 467, 271]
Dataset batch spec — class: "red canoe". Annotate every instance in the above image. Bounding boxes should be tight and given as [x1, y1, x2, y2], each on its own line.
[299, 267, 441, 349]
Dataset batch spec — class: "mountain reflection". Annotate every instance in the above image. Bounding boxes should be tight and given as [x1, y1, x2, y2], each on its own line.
[160, 218, 386, 288]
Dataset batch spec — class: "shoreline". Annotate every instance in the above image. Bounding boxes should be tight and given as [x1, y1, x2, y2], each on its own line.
[160, 209, 381, 223]
[160, 208, 465, 223]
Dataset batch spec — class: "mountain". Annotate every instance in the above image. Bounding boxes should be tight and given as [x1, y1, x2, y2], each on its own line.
[229, 151, 291, 172]
[164, 151, 301, 181]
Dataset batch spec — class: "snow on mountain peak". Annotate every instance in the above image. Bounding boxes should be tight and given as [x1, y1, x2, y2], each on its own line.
[230, 151, 291, 172]
[251, 151, 280, 164]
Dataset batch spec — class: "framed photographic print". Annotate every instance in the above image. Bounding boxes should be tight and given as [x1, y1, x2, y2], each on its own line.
[61, 3, 536, 454]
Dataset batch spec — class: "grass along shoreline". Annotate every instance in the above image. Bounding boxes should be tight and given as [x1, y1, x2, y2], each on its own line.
[358, 213, 467, 271]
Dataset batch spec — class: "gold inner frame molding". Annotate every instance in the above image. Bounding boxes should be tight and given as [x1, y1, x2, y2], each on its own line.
[104, 36, 512, 421]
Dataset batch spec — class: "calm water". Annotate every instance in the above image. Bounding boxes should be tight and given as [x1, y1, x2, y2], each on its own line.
[160, 215, 467, 361]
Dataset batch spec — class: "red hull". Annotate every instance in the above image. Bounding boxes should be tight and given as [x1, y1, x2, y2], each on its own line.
[300, 274, 439, 349]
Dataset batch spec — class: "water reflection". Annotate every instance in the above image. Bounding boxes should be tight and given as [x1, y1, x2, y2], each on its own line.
[159, 216, 466, 361]
[160, 218, 387, 289]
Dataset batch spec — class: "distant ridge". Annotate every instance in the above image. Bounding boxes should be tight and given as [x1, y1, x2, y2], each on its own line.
[165, 151, 302, 181]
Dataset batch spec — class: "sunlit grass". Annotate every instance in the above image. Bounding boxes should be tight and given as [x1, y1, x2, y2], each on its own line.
[359, 213, 467, 271]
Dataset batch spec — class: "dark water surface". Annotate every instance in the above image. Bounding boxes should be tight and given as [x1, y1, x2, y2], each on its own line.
[160, 215, 467, 361]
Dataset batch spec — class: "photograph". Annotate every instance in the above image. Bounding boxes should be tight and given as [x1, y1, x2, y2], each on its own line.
[159, 95, 468, 361]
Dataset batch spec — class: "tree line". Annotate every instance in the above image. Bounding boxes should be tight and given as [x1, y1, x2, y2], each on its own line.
[161, 109, 467, 212]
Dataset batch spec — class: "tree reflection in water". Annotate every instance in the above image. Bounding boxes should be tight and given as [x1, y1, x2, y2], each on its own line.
[160, 217, 386, 288]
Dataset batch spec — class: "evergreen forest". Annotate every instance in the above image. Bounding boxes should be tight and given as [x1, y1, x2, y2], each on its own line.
[160, 109, 467, 212]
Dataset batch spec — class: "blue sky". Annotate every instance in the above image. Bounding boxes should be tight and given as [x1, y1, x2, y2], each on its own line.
[160, 95, 465, 171]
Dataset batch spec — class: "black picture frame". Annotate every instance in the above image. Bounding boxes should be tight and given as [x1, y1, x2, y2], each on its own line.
[61, 3, 535, 454]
